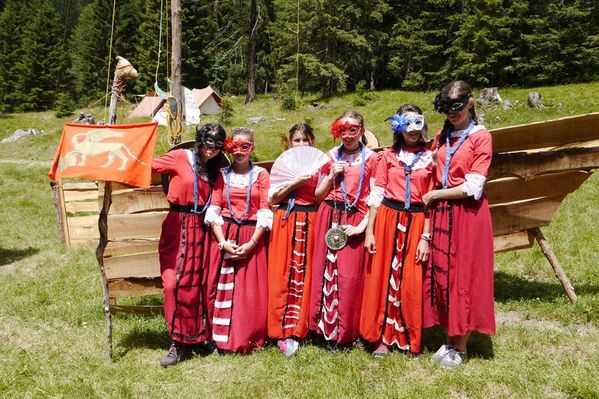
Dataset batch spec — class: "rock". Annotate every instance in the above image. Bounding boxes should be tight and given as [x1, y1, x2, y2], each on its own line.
[1, 128, 45, 144]
[477, 87, 503, 106]
[73, 113, 96, 124]
[502, 100, 513, 110]
[246, 116, 285, 124]
[528, 92, 543, 109]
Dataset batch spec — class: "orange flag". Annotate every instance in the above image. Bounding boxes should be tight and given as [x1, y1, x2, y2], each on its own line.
[48, 122, 158, 187]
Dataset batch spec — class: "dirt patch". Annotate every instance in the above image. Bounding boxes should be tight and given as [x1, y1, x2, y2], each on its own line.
[496, 310, 598, 335]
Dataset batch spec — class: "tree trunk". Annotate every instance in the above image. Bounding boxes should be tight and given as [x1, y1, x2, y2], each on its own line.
[245, 0, 257, 105]
[528, 92, 543, 109]
[171, 0, 184, 120]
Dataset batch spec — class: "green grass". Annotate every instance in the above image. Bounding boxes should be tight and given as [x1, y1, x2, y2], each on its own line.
[0, 83, 598, 398]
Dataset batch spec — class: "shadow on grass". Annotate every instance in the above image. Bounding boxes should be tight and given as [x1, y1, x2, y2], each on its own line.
[422, 327, 494, 359]
[0, 246, 39, 266]
[116, 326, 171, 359]
[494, 271, 599, 302]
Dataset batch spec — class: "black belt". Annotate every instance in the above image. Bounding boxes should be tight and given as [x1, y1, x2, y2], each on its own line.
[223, 216, 257, 226]
[382, 198, 427, 213]
[324, 200, 359, 213]
[278, 202, 317, 213]
[169, 203, 206, 213]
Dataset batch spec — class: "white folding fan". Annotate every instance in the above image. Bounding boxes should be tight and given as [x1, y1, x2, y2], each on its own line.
[269, 146, 330, 190]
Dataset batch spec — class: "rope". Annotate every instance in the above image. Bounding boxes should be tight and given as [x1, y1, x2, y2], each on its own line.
[166, 97, 182, 146]
[103, 0, 118, 124]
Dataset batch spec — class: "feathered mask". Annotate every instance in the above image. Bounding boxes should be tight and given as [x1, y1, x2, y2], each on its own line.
[224, 137, 254, 154]
[433, 92, 472, 114]
[390, 113, 425, 134]
[330, 118, 363, 139]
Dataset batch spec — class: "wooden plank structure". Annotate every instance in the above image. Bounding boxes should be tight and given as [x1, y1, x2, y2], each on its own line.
[51, 112, 599, 359]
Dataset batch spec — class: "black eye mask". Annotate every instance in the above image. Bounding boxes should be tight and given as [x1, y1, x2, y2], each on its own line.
[433, 93, 472, 114]
[199, 134, 224, 149]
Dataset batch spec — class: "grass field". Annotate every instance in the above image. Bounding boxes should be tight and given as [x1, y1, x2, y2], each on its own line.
[0, 83, 598, 398]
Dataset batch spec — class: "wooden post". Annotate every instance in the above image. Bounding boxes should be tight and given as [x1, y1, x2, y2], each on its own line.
[51, 180, 70, 247]
[531, 227, 578, 303]
[96, 181, 114, 360]
[171, 0, 184, 121]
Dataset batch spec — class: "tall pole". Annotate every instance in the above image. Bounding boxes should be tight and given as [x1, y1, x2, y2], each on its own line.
[171, 0, 184, 123]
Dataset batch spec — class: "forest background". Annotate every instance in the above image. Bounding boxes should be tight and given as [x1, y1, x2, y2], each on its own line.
[1, 0, 599, 113]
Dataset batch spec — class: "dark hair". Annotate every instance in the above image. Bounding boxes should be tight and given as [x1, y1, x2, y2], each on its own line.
[437, 80, 478, 145]
[391, 104, 429, 151]
[282, 123, 315, 149]
[337, 110, 368, 145]
[194, 122, 227, 184]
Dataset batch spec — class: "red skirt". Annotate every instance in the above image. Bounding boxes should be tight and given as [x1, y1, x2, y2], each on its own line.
[206, 219, 268, 353]
[267, 205, 316, 340]
[308, 202, 368, 344]
[360, 203, 426, 354]
[423, 196, 496, 336]
[158, 210, 211, 344]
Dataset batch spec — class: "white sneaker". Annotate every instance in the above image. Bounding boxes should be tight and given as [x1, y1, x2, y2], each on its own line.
[440, 349, 467, 369]
[432, 344, 453, 362]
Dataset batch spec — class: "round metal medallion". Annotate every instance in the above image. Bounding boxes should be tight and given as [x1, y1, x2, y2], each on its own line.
[325, 226, 348, 250]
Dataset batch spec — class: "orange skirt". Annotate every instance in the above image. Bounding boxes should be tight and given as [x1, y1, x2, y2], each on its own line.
[267, 205, 316, 339]
[360, 203, 426, 354]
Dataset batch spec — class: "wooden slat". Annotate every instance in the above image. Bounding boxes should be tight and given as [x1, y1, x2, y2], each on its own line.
[104, 239, 158, 258]
[486, 171, 591, 205]
[62, 182, 98, 190]
[65, 200, 100, 213]
[107, 185, 168, 214]
[105, 252, 160, 279]
[108, 278, 162, 299]
[67, 214, 99, 240]
[491, 196, 565, 236]
[491, 112, 599, 153]
[69, 238, 98, 248]
[63, 189, 99, 202]
[489, 146, 599, 179]
[493, 230, 533, 253]
[107, 212, 167, 240]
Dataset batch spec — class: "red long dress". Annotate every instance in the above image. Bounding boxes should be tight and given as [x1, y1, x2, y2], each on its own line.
[308, 145, 378, 345]
[267, 175, 318, 340]
[360, 146, 434, 354]
[423, 125, 496, 336]
[151, 149, 212, 344]
[205, 165, 272, 353]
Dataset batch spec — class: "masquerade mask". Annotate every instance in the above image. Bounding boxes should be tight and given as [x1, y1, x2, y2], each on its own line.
[390, 113, 425, 134]
[331, 119, 363, 139]
[199, 132, 224, 149]
[224, 137, 254, 154]
[433, 92, 472, 114]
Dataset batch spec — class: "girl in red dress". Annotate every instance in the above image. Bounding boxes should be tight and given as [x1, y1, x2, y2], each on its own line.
[422, 80, 495, 368]
[151, 123, 227, 367]
[309, 111, 378, 349]
[360, 104, 434, 357]
[267, 124, 319, 357]
[205, 127, 273, 354]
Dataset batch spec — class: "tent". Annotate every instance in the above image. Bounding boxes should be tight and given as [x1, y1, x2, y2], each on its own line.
[128, 95, 165, 119]
[190, 85, 222, 115]
[128, 86, 222, 123]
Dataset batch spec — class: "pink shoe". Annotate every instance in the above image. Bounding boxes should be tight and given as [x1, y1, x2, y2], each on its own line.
[372, 342, 389, 358]
[277, 339, 299, 358]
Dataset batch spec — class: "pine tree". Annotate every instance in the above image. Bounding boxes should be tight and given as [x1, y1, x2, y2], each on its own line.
[134, 0, 169, 94]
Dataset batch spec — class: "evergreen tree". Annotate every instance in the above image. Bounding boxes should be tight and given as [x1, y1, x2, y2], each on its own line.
[134, 0, 169, 94]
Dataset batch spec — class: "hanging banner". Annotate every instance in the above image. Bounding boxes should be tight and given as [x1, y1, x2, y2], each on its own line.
[48, 122, 158, 187]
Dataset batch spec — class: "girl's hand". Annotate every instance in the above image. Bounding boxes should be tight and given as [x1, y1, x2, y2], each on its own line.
[234, 241, 256, 258]
[364, 232, 376, 254]
[342, 223, 365, 237]
[416, 239, 429, 263]
[292, 174, 312, 187]
[329, 162, 346, 178]
[422, 190, 438, 207]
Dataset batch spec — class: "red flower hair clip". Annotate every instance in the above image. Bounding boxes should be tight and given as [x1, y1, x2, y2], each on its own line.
[224, 137, 255, 154]
[330, 118, 363, 139]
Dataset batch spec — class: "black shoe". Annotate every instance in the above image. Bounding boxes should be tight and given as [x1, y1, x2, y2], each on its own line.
[160, 342, 189, 367]
[191, 340, 218, 356]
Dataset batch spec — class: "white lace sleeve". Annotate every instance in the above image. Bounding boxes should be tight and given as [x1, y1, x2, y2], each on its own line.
[461, 173, 486, 200]
[204, 205, 224, 225]
[256, 209, 274, 230]
[367, 186, 385, 208]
